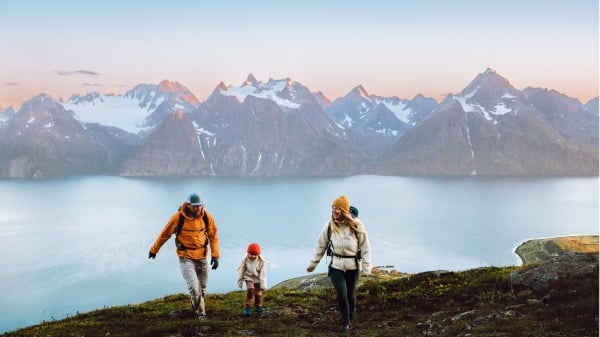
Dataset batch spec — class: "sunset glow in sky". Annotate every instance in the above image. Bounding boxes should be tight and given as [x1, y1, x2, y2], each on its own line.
[1, 0, 598, 110]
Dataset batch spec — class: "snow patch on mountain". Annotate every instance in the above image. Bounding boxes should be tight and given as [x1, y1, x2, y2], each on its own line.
[340, 114, 352, 127]
[359, 102, 369, 114]
[61, 95, 152, 134]
[218, 79, 300, 108]
[374, 99, 414, 124]
[454, 90, 514, 123]
[249, 152, 262, 176]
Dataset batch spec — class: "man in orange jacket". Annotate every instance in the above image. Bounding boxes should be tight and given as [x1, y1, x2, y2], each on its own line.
[148, 193, 220, 320]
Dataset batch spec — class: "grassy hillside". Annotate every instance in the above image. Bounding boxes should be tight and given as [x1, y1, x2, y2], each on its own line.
[3, 237, 598, 337]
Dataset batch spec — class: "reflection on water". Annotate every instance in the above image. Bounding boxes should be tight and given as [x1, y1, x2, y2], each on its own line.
[0, 175, 597, 333]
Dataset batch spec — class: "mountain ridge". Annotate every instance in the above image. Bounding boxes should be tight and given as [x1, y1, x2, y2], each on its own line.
[0, 69, 597, 178]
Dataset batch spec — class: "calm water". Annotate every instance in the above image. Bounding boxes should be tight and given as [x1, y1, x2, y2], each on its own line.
[0, 175, 597, 333]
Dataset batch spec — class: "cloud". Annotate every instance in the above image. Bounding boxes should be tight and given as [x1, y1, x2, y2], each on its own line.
[56, 70, 100, 76]
[82, 82, 105, 87]
[4, 82, 19, 86]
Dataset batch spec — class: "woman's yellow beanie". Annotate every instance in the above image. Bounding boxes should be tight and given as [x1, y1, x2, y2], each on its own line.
[332, 195, 350, 213]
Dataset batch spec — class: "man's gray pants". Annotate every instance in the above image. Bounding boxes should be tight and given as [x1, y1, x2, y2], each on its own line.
[179, 257, 209, 316]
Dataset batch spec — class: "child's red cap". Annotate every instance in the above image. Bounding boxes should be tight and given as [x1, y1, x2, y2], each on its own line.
[247, 242, 261, 255]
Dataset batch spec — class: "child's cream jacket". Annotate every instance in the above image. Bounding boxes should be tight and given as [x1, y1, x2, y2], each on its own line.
[237, 256, 268, 289]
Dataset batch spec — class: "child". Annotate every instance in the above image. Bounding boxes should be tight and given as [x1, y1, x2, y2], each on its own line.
[237, 242, 268, 316]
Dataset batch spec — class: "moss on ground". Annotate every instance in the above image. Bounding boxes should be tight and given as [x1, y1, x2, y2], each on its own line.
[3, 263, 598, 337]
[4, 236, 598, 337]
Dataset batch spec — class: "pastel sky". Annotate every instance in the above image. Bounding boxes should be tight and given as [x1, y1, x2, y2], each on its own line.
[1, 0, 598, 110]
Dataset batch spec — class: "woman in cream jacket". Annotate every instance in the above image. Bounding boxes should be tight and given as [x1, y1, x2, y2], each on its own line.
[306, 195, 371, 332]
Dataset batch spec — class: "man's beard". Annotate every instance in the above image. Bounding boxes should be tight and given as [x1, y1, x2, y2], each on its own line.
[185, 207, 200, 218]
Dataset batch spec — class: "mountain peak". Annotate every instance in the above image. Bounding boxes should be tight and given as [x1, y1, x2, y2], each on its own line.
[157, 80, 199, 106]
[475, 68, 511, 87]
[66, 92, 102, 104]
[458, 68, 516, 98]
[244, 74, 258, 86]
[349, 85, 370, 98]
[484, 67, 498, 75]
[216, 81, 228, 91]
[158, 80, 184, 93]
[30, 93, 54, 103]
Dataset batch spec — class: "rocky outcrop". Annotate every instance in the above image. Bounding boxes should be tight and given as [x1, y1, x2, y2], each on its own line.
[510, 235, 599, 291]
[510, 251, 598, 291]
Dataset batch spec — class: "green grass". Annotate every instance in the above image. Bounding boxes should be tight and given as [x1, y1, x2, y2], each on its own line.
[4, 265, 598, 337]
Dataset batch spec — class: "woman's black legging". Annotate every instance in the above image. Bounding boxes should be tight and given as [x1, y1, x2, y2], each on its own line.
[328, 267, 359, 325]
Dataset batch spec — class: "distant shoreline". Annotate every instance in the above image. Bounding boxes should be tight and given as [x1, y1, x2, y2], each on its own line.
[514, 235, 599, 265]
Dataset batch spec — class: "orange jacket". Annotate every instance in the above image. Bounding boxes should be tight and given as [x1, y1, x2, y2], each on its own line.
[150, 202, 220, 260]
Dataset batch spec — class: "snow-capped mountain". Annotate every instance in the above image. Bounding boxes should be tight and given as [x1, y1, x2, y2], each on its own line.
[0, 69, 597, 177]
[166, 76, 360, 176]
[0, 94, 140, 177]
[378, 69, 598, 176]
[0, 106, 16, 127]
[329, 85, 436, 128]
[211, 74, 343, 138]
[217, 74, 302, 108]
[60, 80, 200, 135]
[450, 68, 525, 124]
[326, 85, 438, 157]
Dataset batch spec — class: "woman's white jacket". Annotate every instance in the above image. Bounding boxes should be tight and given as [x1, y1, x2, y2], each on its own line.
[307, 219, 371, 274]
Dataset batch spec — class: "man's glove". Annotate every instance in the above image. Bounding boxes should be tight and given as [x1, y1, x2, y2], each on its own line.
[148, 251, 156, 259]
[210, 257, 219, 270]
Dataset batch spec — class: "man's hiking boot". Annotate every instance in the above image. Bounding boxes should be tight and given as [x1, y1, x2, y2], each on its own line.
[191, 299, 205, 319]
[340, 323, 351, 332]
[244, 308, 252, 316]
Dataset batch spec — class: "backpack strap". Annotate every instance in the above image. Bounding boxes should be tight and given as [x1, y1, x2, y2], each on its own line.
[176, 213, 185, 236]
[202, 212, 209, 248]
[326, 222, 362, 268]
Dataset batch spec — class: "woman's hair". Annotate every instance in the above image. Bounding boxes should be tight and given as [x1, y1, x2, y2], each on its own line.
[330, 217, 365, 235]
